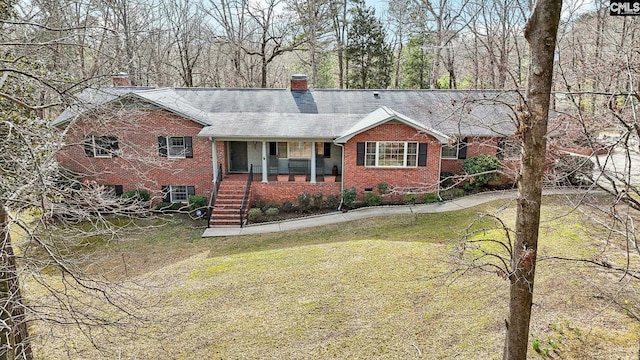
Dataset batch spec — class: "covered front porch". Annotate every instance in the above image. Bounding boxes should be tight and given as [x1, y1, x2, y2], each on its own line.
[216, 140, 343, 184]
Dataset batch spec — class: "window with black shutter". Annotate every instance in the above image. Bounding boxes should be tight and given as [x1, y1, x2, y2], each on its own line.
[323, 142, 331, 158]
[159, 136, 193, 158]
[84, 135, 118, 157]
[158, 136, 168, 157]
[497, 138, 505, 159]
[360, 142, 419, 167]
[84, 138, 94, 157]
[458, 137, 468, 159]
[418, 143, 428, 166]
[166, 185, 195, 202]
[184, 136, 193, 158]
[161, 185, 170, 202]
[356, 142, 365, 165]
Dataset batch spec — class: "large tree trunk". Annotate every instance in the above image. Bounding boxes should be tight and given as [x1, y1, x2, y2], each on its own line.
[337, 47, 344, 89]
[261, 55, 267, 88]
[503, 0, 562, 359]
[0, 206, 33, 360]
[394, 41, 403, 88]
[431, 46, 441, 89]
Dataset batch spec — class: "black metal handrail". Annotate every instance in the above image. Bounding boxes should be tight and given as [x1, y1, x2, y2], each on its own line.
[239, 164, 253, 227]
[206, 163, 223, 227]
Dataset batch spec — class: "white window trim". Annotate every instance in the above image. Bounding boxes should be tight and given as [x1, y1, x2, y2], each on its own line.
[276, 141, 288, 159]
[169, 185, 188, 203]
[441, 144, 459, 159]
[167, 136, 186, 159]
[90, 135, 117, 158]
[365, 141, 418, 168]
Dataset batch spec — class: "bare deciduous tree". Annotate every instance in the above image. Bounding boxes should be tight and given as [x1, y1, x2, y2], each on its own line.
[328, 0, 349, 89]
[287, 0, 332, 88]
[161, 0, 209, 87]
[412, 0, 472, 89]
[242, 0, 304, 88]
[0, 6, 168, 358]
[500, 0, 562, 357]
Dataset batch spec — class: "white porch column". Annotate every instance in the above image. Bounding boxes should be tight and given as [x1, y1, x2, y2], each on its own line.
[310, 141, 317, 183]
[212, 139, 219, 183]
[261, 141, 268, 183]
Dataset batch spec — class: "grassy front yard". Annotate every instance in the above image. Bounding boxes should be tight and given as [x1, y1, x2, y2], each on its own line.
[32, 195, 640, 359]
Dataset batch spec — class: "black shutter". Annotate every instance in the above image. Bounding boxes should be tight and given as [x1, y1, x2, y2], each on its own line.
[496, 138, 505, 160]
[184, 136, 193, 158]
[84, 137, 94, 157]
[323, 142, 331, 158]
[161, 185, 170, 202]
[458, 137, 468, 159]
[158, 136, 167, 157]
[114, 185, 123, 196]
[269, 142, 277, 156]
[356, 142, 365, 166]
[109, 136, 119, 157]
[187, 186, 195, 196]
[109, 136, 119, 150]
[418, 143, 428, 166]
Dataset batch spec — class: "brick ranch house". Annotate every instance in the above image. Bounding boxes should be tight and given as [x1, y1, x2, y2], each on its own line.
[54, 75, 518, 226]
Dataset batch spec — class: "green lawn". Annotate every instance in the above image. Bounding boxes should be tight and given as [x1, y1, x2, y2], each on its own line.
[31, 195, 640, 359]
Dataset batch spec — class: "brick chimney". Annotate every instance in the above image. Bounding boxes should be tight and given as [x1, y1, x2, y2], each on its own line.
[290, 74, 308, 91]
[112, 72, 132, 87]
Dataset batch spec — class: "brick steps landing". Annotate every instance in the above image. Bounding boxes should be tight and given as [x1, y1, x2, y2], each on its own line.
[209, 181, 247, 227]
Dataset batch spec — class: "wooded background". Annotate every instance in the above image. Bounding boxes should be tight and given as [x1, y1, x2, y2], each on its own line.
[2, 0, 636, 102]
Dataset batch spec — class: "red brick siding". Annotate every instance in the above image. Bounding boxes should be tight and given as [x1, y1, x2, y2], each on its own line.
[343, 123, 442, 198]
[440, 136, 500, 174]
[290, 79, 308, 91]
[251, 181, 341, 204]
[215, 141, 227, 174]
[57, 109, 213, 202]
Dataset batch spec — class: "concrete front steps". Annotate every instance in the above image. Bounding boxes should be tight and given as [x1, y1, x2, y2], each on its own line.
[209, 181, 247, 227]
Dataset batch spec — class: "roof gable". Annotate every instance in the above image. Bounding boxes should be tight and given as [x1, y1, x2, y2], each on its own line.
[334, 107, 449, 144]
[53, 88, 210, 127]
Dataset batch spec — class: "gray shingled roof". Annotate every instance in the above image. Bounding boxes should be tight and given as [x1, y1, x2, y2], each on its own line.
[53, 87, 209, 126]
[200, 113, 361, 139]
[54, 87, 519, 138]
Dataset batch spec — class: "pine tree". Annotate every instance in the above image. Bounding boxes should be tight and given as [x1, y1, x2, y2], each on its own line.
[345, 0, 392, 89]
[402, 34, 432, 89]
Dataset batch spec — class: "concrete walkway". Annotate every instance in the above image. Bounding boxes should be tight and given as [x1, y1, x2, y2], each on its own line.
[201, 189, 585, 237]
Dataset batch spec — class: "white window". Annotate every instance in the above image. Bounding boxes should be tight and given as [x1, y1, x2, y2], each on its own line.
[365, 141, 418, 167]
[275, 142, 314, 159]
[168, 137, 186, 158]
[441, 144, 458, 159]
[277, 142, 288, 159]
[317, 142, 331, 158]
[288, 141, 312, 158]
[159, 136, 193, 158]
[169, 186, 188, 202]
[497, 138, 519, 159]
[85, 135, 118, 158]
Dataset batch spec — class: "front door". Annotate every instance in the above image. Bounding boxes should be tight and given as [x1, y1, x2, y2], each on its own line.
[229, 141, 248, 172]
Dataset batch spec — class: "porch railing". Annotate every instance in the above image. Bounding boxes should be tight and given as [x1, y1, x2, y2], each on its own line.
[206, 163, 223, 228]
[239, 164, 253, 227]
